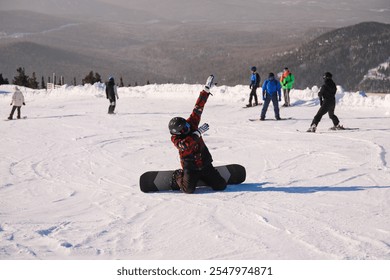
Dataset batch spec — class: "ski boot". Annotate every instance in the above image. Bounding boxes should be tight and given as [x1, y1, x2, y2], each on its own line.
[307, 124, 316, 133]
[171, 169, 183, 190]
[330, 124, 345, 131]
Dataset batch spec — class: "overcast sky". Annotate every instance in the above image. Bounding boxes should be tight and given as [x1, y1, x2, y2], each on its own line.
[1, 0, 389, 27]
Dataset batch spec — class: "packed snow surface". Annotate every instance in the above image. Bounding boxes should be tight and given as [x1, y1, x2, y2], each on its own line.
[1, 83, 389, 260]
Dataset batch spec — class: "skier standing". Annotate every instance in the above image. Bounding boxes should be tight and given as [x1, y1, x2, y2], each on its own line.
[280, 67, 295, 107]
[169, 75, 227, 194]
[8, 86, 25, 120]
[307, 72, 344, 132]
[260, 73, 282, 120]
[105, 77, 119, 114]
[246, 66, 261, 107]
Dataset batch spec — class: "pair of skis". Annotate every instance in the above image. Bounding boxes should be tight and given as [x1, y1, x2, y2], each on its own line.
[300, 127, 359, 133]
[248, 117, 359, 132]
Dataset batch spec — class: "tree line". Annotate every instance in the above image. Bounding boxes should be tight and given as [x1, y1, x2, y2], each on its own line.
[0, 68, 149, 89]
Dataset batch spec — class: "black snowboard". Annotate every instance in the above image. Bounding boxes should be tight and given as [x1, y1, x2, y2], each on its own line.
[4, 116, 27, 121]
[140, 164, 246, 193]
[243, 103, 262, 108]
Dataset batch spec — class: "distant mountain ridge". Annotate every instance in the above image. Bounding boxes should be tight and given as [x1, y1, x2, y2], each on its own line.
[266, 22, 390, 92]
[0, 11, 389, 92]
[0, 10, 311, 86]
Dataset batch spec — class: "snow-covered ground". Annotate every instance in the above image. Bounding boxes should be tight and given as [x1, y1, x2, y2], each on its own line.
[1, 83, 389, 260]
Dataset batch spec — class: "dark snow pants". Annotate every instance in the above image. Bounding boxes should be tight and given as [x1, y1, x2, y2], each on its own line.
[108, 98, 116, 114]
[311, 99, 339, 127]
[249, 87, 258, 105]
[261, 94, 280, 119]
[10, 106, 21, 118]
[175, 165, 227, 194]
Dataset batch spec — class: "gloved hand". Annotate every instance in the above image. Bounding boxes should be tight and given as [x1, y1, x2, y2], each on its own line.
[262, 93, 266, 101]
[204, 75, 215, 93]
[198, 123, 209, 134]
[249, 84, 252, 89]
[320, 98, 323, 106]
[23, 102, 26, 106]
[278, 96, 281, 102]
[10, 103, 12, 106]
[193, 123, 209, 137]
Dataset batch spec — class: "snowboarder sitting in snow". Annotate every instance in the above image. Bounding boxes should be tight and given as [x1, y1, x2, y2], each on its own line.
[260, 72, 282, 120]
[8, 86, 25, 120]
[307, 72, 344, 132]
[169, 75, 227, 194]
[105, 76, 119, 114]
[246, 66, 261, 107]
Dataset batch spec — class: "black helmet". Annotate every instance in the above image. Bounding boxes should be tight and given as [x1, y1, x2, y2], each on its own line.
[251, 66, 257, 72]
[268, 72, 275, 79]
[108, 76, 114, 82]
[323, 72, 332, 79]
[169, 117, 190, 135]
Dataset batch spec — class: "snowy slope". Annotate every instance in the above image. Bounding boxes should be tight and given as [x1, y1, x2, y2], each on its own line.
[362, 59, 390, 81]
[0, 83, 390, 260]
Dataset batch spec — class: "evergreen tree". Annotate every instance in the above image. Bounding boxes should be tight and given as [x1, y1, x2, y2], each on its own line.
[120, 76, 124, 87]
[73, 77, 77, 86]
[82, 71, 95, 85]
[82, 71, 102, 85]
[0, 73, 9, 85]
[94, 72, 101, 83]
[13, 67, 29, 87]
[41, 76, 46, 89]
[28, 72, 39, 89]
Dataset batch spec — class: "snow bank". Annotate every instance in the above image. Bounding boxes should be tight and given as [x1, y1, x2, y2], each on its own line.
[1, 83, 389, 110]
[338, 91, 390, 109]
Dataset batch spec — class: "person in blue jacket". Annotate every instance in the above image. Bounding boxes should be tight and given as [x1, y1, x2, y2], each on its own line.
[246, 66, 261, 107]
[260, 72, 282, 120]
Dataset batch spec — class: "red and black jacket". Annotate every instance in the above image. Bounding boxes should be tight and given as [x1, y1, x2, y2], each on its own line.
[171, 90, 213, 170]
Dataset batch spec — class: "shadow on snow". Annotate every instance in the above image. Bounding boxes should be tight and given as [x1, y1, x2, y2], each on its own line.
[26, 114, 85, 119]
[223, 183, 390, 194]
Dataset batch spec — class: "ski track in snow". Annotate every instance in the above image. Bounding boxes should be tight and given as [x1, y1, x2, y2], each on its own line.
[0, 84, 390, 260]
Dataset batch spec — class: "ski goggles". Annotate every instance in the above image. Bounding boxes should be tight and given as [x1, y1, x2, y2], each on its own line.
[171, 122, 190, 135]
[181, 122, 191, 135]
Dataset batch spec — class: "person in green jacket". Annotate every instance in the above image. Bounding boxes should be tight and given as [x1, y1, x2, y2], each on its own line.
[280, 67, 295, 107]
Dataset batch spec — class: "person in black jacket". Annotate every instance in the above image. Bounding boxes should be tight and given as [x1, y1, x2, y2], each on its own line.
[246, 66, 261, 107]
[307, 72, 343, 132]
[105, 77, 119, 114]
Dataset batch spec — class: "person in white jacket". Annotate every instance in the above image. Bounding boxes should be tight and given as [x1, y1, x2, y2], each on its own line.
[8, 86, 25, 120]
